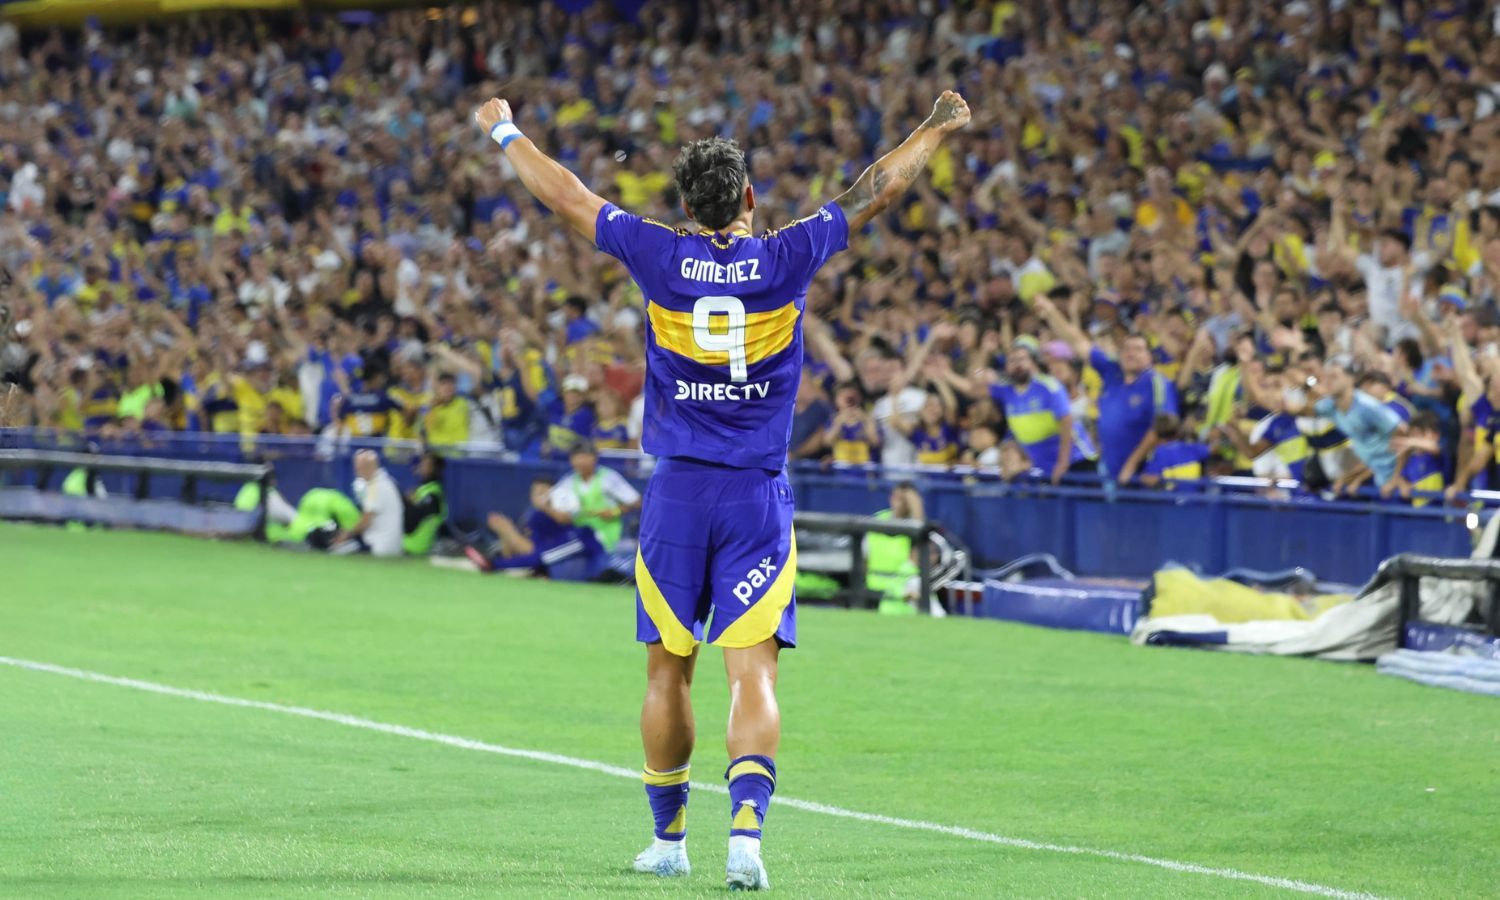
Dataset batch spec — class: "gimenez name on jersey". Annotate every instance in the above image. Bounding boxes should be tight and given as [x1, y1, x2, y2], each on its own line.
[678, 257, 763, 284]
[674, 379, 772, 402]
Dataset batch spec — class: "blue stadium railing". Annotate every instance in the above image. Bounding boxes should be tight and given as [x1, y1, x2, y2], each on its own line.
[0, 428, 1481, 585]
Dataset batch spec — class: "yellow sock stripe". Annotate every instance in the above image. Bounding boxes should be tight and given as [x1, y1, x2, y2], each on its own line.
[664, 805, 687, 835]
[642, 765, 691, 786]
[731, 803, 762, 831]
[726, 760, 775, 785]
[636, 550, 699, 657]
[713, 531, 797, 649]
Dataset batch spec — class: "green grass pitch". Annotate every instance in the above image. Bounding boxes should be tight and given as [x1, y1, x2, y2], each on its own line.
[2, 523, 1496, 898]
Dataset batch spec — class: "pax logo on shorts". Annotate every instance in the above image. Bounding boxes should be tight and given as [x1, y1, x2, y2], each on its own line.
[733, 557, 778, 606]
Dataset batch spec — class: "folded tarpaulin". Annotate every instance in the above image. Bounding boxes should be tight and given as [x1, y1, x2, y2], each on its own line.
[1376, 650, 1500, 698]
[1132, 566, 1474, 661]
[1145, 567, 1351, 623]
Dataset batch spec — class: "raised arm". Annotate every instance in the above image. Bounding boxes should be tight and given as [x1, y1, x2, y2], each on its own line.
[1032, 296, 1092, 360]
[475, 98, 607, 243]
[1447, 318, 1484, 402]
[834, 91, 971, 231]
[806, 318, 856, 384]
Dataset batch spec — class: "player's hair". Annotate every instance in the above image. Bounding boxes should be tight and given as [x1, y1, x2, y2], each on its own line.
[673, 137, 747, 230]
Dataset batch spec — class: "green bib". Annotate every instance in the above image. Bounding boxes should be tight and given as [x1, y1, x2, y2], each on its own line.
[402, 481, 448, 556]
[571, 473, 622, 552]
[866, 509, 913, 576]
[62, 468, 92, 497]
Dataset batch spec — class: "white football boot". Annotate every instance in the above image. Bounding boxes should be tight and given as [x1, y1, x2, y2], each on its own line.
[725, 836, 770, 891]
[632, 838, 691, 877]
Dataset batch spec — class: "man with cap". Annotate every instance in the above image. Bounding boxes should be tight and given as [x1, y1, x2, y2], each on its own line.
[1034, 295, 1177, 482]
[546, 372, 597, 457]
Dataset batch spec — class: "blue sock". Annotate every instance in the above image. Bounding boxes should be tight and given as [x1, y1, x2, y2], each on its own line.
[643, 763, 690, 841]
[725, 755, 776, 839]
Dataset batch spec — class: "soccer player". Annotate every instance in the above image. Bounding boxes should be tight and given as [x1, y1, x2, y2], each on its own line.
[475, 90, 970, 889]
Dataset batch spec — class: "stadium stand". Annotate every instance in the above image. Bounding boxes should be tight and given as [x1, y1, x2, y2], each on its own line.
[3, 1, 1500, 543]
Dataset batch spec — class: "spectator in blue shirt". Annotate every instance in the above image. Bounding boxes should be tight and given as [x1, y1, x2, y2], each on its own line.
[1033, 294, 1177, 481]
[789, 369, 833, 460]
[1313, 359, 1406, 494]
[562, 296, 600, 345]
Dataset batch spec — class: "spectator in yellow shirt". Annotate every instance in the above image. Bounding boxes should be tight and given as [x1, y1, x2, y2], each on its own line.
[422, 373, 470, 447]
[388, 360, 430, 441]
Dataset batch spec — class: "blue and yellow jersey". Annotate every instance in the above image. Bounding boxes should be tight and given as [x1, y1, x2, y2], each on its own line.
[198, 374, 239, 433]
[989, 375, 1086, 473]
[594, 201, 849, 470]
[592, 417, 632, 450]
[911, 423, 960, 466]
[82, 385, 119, 428]
[1470, 396, 1500, 463]
[340, 390, 400, 437]
[832, 421, 874, 464]
[493, 365, 542, 429]
[1300, 416, 1350, 453]
[387, 387, 429, 440]
[1401, 451, 1444, 507]
[548, 405, 597, 453]
[1250, 413, 1313, 481]
[1144, 441, 1211, 487]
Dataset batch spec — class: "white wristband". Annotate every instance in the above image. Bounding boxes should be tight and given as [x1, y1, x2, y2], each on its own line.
[490, 121, 524, 150]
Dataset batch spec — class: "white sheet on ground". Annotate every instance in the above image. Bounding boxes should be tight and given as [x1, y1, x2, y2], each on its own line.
[1131, 516, 1494, 660]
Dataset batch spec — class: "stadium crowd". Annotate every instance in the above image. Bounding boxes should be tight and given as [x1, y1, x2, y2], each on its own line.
[4, 0, 1500, 502]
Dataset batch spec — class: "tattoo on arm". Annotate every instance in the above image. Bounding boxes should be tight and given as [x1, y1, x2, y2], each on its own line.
[926, 95, 966, 129]
[837, 150, 934, 223]
[840, 165, 890, 217]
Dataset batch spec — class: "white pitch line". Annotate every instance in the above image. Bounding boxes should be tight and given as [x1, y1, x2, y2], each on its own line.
[1, 655, 1377, 899]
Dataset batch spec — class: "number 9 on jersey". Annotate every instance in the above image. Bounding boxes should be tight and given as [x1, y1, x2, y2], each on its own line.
[692, 295, 748, 383]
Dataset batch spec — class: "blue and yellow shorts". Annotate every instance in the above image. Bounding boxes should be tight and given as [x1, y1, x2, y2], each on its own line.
[635, 457, 797, 657]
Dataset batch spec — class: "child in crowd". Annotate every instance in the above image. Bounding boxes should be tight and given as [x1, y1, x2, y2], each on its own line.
[962, 422, 1002, 469]
[1385, 411, 1444, 507]
[1121, 413, 1211, 489]
[998, 439, 1038, 482]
